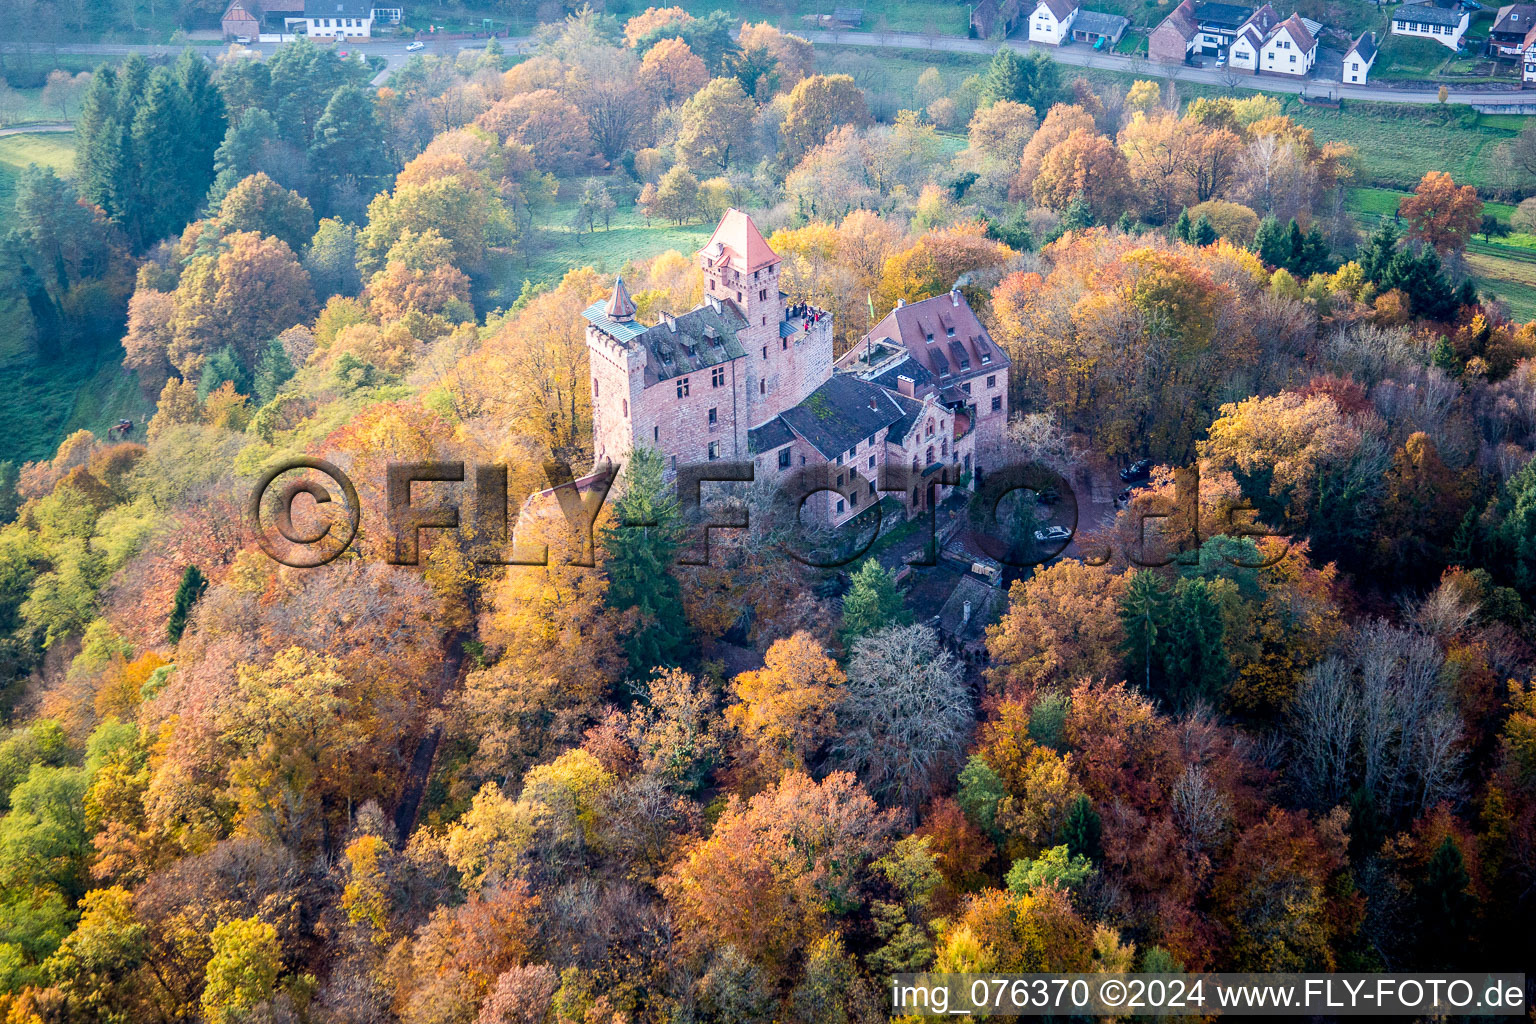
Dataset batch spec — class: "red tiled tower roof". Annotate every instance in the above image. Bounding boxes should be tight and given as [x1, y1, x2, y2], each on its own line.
[699, 208, 780, 273]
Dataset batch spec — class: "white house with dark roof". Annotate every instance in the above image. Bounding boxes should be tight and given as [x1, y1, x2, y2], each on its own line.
[1029, 0, 1079, 44]
[1344, 32, 1378, 82]
[1391, 0, 1471, 49]
[287, 0, 375, 36]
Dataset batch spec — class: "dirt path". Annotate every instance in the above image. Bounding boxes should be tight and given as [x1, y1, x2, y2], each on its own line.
[0, 122, 73, 137]
[392, 631, 467, 841]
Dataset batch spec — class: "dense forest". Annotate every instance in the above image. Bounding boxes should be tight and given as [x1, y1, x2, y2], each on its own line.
[0, 6, 1533, 1023]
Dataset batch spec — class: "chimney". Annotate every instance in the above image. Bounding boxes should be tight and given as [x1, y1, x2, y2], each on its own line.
[897, 375, 915, 398]
[951, 288, 961, 307]
[896, 298, 905, 308]
[661, 311, 677, 333]
[868, 397, 879, 411]
[962, 600, 972, 624]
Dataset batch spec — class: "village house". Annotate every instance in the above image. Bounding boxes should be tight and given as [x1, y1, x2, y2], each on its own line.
[970, 0, 1025, 38]
[1149, 0, 1200, 60]
[586, 209, 1011, 528]
[1344, 31, 1378, 82]
[1028, 0, 1078, 43]
[221, 0, 260, 39]
[1489, 3, 1536, 56]
[1190, 1, 1257, 53]
[285, 0, 375, 37]
[1390, 0, 1471, 50]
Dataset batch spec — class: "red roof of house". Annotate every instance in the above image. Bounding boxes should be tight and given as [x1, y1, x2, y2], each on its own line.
[699, 208, 779, 273]
[1157, 0, 1199, 40]
[1276, 12, 1315, 50]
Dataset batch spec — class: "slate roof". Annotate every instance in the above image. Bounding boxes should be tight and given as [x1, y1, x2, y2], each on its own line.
[862, 354, 932, 394]
[883, 393, 927, 445]
[748, 418, 795, 454]
[583, 300, 748, 384]
[1347, 30, 1378, 61]
[1193, 1, 1253, 27]
[1491, 2, 1536, 33]
[1392, 2, 1466, 25]
[936, 573, 1008, 645]
[1073, 9, 1129, 35]
[777, 375, 906, 460]
[699, 208, 779, 274]
[304, 0, 371, 16]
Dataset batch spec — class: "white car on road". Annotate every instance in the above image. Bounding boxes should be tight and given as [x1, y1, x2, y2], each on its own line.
[1034, 526, 1072, 544]
[406, 40, 425, 51]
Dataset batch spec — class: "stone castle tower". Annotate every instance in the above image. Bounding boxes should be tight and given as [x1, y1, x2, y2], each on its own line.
[584, 209, 834, 472]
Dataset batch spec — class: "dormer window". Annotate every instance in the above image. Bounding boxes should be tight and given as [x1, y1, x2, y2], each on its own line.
[946, 327, 955, 337]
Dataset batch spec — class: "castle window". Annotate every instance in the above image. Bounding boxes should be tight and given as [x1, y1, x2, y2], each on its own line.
[737, 292, 743, 301]
[992, 396, 1002, 412]
[593, 377, 599, 397]
[677, 378, 690, 398]
[708, 407, 717, 427]
[850, 492, 858, 507]
[867, 434, 876, 446]
[926, 445, 935, 464]
[987, 374, 996, 388]
[925, 419, 935, 437]
[868, 454, 876, 469]
[760, 380, 766, 394]
[654, 425, 659, 442]
[869, 479, 876, 494]
[712, 366, 725, 387]
[762, 346, 768, 359]
[942, 439, 948, 456]
[946, 327, 955, 337]
[836, 499, 845, 514]
[836, 473, 843, 487]
[781, 339, 787, 349]
[759, 289, 767, 300]
[963, 383, 971, 395]
[779, 447, 792, 469]
[708, 441, 719, 461]
[622, 399, 628, 417]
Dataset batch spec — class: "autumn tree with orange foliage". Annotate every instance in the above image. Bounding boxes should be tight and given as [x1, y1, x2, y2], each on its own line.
[1399, 170, 1482, 255]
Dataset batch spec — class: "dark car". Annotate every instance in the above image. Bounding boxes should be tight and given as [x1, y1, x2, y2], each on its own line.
[1120, 459, 1152, 482]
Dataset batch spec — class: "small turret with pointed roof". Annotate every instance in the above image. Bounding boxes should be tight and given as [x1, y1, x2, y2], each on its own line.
[606, 275, 636, 322]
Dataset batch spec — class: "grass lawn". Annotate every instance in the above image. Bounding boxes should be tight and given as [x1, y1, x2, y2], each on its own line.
[1289, 104, 1516, 191]
[490, 204, 714, 304]
[1467, 247, 1536, 322]
[1114, 31, 1146, 55]
[1372, 33, 1451, 80]
[1346, 185, 1518, 224]
[0, 130, 77, 230]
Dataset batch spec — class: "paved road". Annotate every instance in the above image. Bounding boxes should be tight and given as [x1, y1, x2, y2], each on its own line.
[5, 30, 1532, 107]
[816, 28, 1531, 107]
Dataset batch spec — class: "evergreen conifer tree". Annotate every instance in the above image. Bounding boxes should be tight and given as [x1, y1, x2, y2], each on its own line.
[602, 448, 692, 676]
[167, 565, 208, 643]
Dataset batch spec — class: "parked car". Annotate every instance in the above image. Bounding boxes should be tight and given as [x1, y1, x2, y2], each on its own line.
[1120, 459, 1153, 482]
[1034, 526, 1073, 544]
[1036, 487, 1061, 506]
[234, 34, 251, 43]
[1216, 52, 1227, 67]
[406, 40, 425, 51]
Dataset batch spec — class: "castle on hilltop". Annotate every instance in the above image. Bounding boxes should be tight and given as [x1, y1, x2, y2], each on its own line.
[584, 209, 1011, 525]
